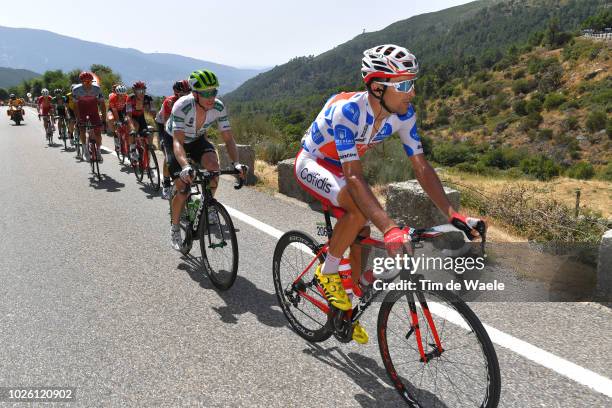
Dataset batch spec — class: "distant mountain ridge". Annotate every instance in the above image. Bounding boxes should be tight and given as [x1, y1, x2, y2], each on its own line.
[0, 26, 265, 95]
[0, 66, 39, 88]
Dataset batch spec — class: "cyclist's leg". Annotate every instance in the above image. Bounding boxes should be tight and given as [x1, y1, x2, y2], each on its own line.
[200, 138, 219, 196]
[157, 122, 172, 189]
[106, 111, 115, 136]
[295, 150, 366, 310]
[169, 141, 196, 224]
[67, 109, 75, 137]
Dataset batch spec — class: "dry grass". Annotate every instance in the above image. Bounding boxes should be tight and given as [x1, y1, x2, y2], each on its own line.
[254, 159, 279, 194]
[441, 170, 612, 218]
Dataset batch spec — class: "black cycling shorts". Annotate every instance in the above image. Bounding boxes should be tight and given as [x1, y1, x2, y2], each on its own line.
[167, 137, 216, 180]
[131, 114, 148, 135]
[55, 105, 67, 117]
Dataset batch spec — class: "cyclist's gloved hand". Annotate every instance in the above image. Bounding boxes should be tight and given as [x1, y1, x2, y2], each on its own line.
[232, 162, 248, 179]
[449, 212, 484, 241]
[179, 165, 193, 183]
[384, 227, 408, 256]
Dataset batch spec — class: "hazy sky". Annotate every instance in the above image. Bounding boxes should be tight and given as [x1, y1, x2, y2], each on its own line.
[2, 0, 474, 67]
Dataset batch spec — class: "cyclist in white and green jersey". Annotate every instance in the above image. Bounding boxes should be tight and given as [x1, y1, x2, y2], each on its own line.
[166, 69, 247, 251]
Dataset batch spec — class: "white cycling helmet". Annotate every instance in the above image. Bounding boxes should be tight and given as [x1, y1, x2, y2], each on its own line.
[116, 85, 127, 94]
[361, 44, 419, 83]
[41, 88, 50, 96]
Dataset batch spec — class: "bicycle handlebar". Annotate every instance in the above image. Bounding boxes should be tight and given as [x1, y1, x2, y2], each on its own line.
[189, 167, 248, 190]
[408, 220, 487, 253]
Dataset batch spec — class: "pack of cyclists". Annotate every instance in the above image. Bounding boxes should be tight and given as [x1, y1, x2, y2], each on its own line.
[8, 45, 484, 347]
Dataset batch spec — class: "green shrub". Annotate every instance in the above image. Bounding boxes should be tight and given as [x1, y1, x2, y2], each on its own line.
[537, 129, 554, 140]
[585, 111, 607, 133]
[519, 112, 543, 130]
[520, 155, 560, 180]
[525, 98, 543, 113]
[513, 99, 528, 116]
[563, 116, 579, 131]
[479, 147, 525, 169]
[513, 69, 526, 80]
[566, 162, 595, 180]
[432, 142, 473, 166]
[256, 141, 290, 164]
[543, 93, 567, 110]
[559, 100, 580, 110]
[512, 79, 537, 95]
[596, 162, 612, 181]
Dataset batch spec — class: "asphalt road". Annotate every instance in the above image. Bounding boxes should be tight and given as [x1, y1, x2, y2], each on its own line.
[1, 107, 611, 407]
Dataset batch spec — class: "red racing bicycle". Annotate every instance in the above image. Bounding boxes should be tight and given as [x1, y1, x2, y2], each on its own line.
[272, 208, 500, 407]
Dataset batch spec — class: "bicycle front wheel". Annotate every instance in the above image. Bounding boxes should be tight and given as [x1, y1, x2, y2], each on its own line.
[199, 201, 238, 290]
[134, 146, 144, 181]
[377, 289, 501, 408]
[146, 148, 160, 191]
[272, 231, 331, 343]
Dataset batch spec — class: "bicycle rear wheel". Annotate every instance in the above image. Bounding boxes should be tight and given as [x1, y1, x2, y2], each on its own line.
[272, 231, 332, 342]
[377, 289, 501, 408]
[146, 147, 160, 190]
[199, 201, 238, 291]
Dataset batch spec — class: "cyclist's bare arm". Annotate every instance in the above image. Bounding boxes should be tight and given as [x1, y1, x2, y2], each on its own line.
[409, 154, 480, 238]
[98, 100, 106, 118]
[410, 154, 456, 219]
[220, 129, 239, 163]
[172, 130, 189, 169]
[342, 160, 397, 234]
[73, 103, 80, 122]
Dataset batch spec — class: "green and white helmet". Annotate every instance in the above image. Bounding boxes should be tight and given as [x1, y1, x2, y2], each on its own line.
[188, 69, 219, 91]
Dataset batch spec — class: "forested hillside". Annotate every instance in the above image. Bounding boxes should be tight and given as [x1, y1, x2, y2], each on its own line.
[225, 0, 606, 147]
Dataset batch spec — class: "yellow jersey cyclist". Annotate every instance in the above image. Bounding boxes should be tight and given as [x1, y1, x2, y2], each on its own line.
[65, 88, 78, 143]
[295, 44, 484, 344]
[166, 69, 247, 251]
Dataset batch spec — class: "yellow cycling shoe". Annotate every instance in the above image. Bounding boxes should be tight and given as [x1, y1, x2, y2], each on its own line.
[314, 265, 352, 311]
[352, 321, 369, 345]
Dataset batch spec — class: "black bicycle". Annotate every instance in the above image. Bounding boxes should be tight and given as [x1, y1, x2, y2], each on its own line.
[55, 115, 68, 150]
[81, 116, 102, 181]
[170, 163, 247, 290]
[132, 126, 160, 191]
[73, 124, 82, 160]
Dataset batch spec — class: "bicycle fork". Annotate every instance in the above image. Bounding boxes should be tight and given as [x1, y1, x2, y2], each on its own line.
[406, 290, 444, 363]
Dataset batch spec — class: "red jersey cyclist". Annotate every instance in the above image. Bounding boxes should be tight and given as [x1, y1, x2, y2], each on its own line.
[127, 81, 156, 162]
[295, 44, 484, 344]
[72, 71, 107, 162]
[37, 88, 54, 136]
[106, 84, 130, 147]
